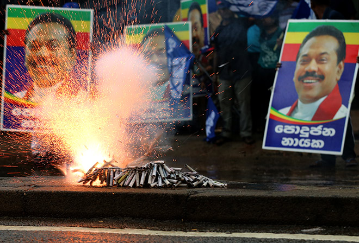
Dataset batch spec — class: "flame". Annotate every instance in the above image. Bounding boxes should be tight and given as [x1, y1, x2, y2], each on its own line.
[73, 143, 112, 172]
[37, 46, 157, 177]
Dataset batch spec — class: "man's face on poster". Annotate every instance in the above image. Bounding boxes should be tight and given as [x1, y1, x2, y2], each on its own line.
[25, 22, 76, 88]
[142, 34, 170, 85]
[189, 8, 204, 54]
[293, 35, 344, 104]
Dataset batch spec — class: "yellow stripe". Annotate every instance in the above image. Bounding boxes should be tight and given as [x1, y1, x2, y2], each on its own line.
[4, 91, 37, 106]
[125, 34, 144, 45]
[126, 31, 189, 45]
[7, 17, 91, 32]
[285, 32, 359, 45]
[270, 108, 333, 124]
[171, 30, 189, 41]
[181, 5, 207, 19]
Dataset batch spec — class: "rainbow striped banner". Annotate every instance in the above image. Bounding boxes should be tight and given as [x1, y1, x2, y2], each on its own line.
[281, 22, 358, 64]
[1, 5, 93, 132]
[6, 6, 92, 52]
[263, 20, 359, 155]
[180, 0, 209, 46]
[125, 22, 191, 51]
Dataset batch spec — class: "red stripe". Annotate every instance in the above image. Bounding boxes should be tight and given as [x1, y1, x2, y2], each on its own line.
[269, 113, 323, 125]
[182, 40, 190, 50]
[4, 97, 35, 108]
[270, 113, 300, 124]
[202, 13, 207, 28]
[76, 32, 90, 50]
[6, 29, 90, 50]
[281, 43, 358, 63]
[6, 29, 24, 46]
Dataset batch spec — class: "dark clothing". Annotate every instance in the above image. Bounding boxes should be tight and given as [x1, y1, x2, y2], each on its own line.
[321, 118, 356, 162]
[251, 66, 276, 132]
[251, 26, 283, 132]
[258, 27, 283, 69]
[320, 5, 355, 164]
[213, 17, 251, 80]
[322, 7, 345, 19]
[330, 0, 357, 19]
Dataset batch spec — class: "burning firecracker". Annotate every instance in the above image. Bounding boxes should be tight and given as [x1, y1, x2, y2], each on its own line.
[77, 161, 227, 188]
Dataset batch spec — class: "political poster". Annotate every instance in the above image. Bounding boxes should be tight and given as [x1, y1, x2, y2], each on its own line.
[181, 0, 209, 48]
[181, 0, 213, 96]
[1, 5, 93, 132]
[125, 22, 194, 123]
[263, 20, 359, 155]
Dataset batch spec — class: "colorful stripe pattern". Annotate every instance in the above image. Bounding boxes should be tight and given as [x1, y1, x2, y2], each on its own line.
[281, 21, 359, 63]
[269, 107, 337, 125]
[125, 22, 191, 50]
[6, 6, 92, 50]
[272, 21, 359, 124]
[180, 0, 208, 28]
[3, 6, 93, 107]
[3, 90, 37, 107]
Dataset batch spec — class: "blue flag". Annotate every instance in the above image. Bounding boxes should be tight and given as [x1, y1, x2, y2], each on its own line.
[164, 25, 194, 103]
[164, 25, 195, 120]
[205, 96, 220, 142]
[291, 0, 316, 19]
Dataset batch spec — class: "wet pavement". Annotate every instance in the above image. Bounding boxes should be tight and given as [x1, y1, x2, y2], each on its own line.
[0, 111, 359, 188]
[0, 175, 358, 226]
[0, 112, 358, 226]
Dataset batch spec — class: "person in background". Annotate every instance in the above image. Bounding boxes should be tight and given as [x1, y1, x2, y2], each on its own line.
[277, 0, 299, 29]
[247, 18, 261, 69]
[329, 0, 358, 19]
[247, 18, 261, 133]
[212, 1, 254, 145]
[310, 0, 345, 19]
[252, 13, 284, 133]
[309, 0, 357, 168]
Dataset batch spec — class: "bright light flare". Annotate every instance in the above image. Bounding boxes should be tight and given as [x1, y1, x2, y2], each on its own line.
[72, 143, 112, 172]
[37, 46, 157, 181]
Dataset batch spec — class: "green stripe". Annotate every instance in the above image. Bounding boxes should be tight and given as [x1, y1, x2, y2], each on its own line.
[181, 0, 207, 9]
[7, 6, 92, 21]
[5, 91, 37, 106]
[126, 23, 190, 35]
[287, 21, 359, 33]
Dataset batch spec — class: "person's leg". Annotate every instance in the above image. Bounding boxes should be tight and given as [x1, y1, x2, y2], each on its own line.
[234, 75, 254, 143]
[218, 78, 233, 139]
[341, 117, 357, 166]
[260, 68, 276, 131]
[250, 63, 262, 132]
[312, 117, 357, 168]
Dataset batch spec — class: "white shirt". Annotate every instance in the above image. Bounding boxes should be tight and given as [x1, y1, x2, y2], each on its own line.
[279, 96, 348, 121]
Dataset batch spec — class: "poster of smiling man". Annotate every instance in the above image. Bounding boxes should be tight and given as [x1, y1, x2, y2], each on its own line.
[181, 0, 212, 96]
[263, 20, 359, 155]
[1, 5, 93, 132]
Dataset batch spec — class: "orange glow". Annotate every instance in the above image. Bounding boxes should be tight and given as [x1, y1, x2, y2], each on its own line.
[37, 46, 157, 178]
